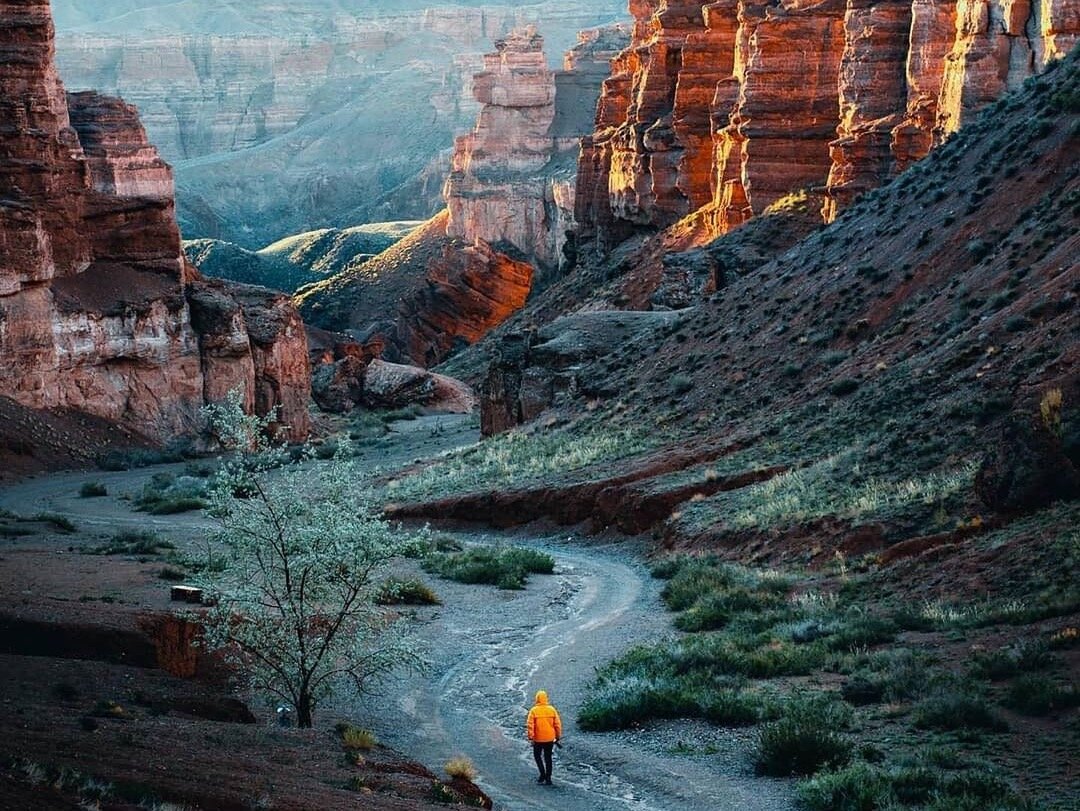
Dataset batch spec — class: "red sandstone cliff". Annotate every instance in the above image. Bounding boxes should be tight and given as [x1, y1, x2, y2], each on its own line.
[577, 0, 1079, 248]
[0, 0, 310, 442]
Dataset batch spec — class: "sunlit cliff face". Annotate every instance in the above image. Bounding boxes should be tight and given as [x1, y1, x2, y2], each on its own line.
[576, 0, 1079, 249]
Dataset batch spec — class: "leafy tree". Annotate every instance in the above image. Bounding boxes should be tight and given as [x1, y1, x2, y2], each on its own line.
[195, 392, 422, 727]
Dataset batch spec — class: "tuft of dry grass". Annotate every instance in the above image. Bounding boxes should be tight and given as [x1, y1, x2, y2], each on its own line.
[444, 755, 478, 781]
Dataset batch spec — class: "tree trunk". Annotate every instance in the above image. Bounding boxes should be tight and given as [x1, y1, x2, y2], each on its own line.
[298, 691, 314, 728]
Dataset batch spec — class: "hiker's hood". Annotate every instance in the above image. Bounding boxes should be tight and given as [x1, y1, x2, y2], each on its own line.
[535, 690, 549, 705]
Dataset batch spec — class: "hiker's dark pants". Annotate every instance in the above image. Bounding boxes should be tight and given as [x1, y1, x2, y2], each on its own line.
[533, 742, 554, 779]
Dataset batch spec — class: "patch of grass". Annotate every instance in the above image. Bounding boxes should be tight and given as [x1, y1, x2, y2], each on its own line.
[93, 531, 175, 556]
[723, 456, 977, 531]
[79, 482, 108, 498]
[385, 426, 655, 502]
[157, 566, 187, 582]
[375, 578, 441, 606]
[913, 691, 1008, 733]
[423, 546, 554, 590]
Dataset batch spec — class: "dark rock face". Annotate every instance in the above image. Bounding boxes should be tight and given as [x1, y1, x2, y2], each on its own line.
[0, 0, 310, 442]
[976, 415, 1080, 513]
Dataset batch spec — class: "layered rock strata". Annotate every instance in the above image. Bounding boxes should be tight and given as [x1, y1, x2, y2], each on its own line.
[577, 0, 1078, 248]
[0, 0, 309, 441]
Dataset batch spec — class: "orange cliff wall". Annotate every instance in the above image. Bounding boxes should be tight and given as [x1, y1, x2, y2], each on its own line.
[576, 0, 1079, 249]
[0, 0, 310, 441]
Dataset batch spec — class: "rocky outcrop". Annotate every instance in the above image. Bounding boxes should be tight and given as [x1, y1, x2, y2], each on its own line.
[577, 0, 1078, 248]
[445, 25, 628, 278]
[0, 0, 310, 442]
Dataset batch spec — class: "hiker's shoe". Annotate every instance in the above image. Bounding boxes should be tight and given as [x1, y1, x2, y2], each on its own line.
[537, 776, 546, 784]
[543, 778, 553, 785]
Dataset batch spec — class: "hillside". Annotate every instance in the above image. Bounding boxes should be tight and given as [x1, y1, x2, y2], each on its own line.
[185, 221, 421, 293]
[379, 52, 1080, 811]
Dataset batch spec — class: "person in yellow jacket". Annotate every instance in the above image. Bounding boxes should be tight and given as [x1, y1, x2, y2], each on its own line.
[526, 689, 562, 785]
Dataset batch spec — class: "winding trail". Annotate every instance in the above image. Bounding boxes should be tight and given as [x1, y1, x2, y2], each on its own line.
[0, 448, 795, 811]
[364, 534, 795, 811]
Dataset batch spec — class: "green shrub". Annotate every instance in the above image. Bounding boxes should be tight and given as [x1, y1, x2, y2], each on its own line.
[755, 699, 852, 776]
[659, 559, 744, 610]
[673, 586, 786, 632]
[1003, 673, 1080, 716]
[796, 762, 893, 811]
[841, 674, 887, 706]
[970, 640, 1053, 680]
[423, 546, 554, 590]
[829, 378, 861, 397]
[79, 482, 107, 498]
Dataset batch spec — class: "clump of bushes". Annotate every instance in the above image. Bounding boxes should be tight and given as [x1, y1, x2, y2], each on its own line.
[79, 481, 108, 498]
[913, 690, 1008, 733]
[1003, 674, 1080, 716]
[755, 698, 853, 777]
[133, 472, 208, 515]
[423, 546, 554, 590]
[375, 578, 441, 606]
[797, 760, 1033, 811]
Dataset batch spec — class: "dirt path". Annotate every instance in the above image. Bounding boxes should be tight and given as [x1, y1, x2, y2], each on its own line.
[0, 423, 795, 811]
[364, 533, 795, 811]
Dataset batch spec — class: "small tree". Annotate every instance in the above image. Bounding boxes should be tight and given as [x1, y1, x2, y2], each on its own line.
[195, 392, 422, 727]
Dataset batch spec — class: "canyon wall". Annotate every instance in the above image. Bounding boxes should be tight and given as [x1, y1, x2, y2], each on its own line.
[576, 0, 1078, 248]
[52, 1, 629, 248]
[0, 0, 310, 441]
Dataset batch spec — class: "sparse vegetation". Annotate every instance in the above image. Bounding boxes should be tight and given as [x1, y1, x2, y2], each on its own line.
[385, 426, 654, 503]
[423, 545, 554, 590]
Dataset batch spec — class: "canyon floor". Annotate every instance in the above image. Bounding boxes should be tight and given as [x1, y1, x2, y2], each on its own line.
[0, 415, 794, 810]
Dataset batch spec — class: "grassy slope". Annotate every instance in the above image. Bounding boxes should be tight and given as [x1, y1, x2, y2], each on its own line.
[184, 221, 420, 293]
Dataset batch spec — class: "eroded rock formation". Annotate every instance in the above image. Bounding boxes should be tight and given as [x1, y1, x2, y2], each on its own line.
[445, 25, 629, 278]
[299, 25, 627, 368]
[577, 0, 1078, 248]
[0, 0, 310, 441]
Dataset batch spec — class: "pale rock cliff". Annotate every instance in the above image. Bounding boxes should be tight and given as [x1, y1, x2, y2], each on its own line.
[0, 0, 310, 441]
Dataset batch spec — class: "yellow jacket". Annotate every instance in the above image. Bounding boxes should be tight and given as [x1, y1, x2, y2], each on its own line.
[526, 690, 562, 743]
